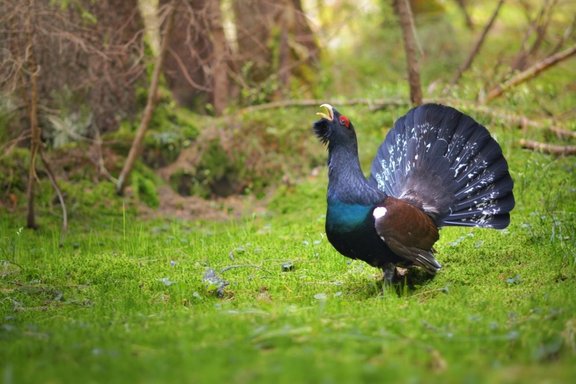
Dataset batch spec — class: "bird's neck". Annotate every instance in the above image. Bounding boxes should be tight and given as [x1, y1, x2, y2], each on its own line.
[327, 143, 383, 205]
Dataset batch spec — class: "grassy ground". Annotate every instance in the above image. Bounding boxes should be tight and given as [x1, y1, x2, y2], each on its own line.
[1, 108, 576, 383]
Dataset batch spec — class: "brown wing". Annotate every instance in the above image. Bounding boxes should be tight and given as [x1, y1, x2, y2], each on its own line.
[373, 196, 441, 273]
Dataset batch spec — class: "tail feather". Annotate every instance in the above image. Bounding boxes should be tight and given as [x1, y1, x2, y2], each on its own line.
[446, 190, 515, 229]
[443, 200, 514, 229]
[453, 160, 510, 199]
[369, 103, 515, 229]
[453, 177, 512, 212]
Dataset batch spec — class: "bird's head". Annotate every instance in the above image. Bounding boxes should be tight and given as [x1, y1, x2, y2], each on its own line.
[313, 104, 356, 147]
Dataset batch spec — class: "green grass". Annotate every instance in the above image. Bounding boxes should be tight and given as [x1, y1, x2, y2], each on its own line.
[2, 124, 576, 383]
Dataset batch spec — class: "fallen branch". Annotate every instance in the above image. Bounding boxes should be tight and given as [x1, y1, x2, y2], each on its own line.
[448, 0, 505, 88]
[486, 44, 576, 102]
[237, 97, 575, 140]
[468, 104, 576, 139]
[0, 132, 31, 160]
[520, 139, 576, 155]
[238, 98, 408, 114]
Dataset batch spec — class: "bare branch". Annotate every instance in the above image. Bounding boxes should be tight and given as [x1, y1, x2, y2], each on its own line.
[448, 0, 505, 88]
[520, 139, 576, 155]
[550, 15, 576, 55]
[0, 132, 31, 159]
[486, 44, 576, 102]
[116, 3, 176, 195]
[454, 0, 474, 30]
[166, 47, 212, 92]
[526, 0, 558, 57]
[92, 128, 117, 183]
[40, 151, 68, 241]
[511, 0, 559, 71]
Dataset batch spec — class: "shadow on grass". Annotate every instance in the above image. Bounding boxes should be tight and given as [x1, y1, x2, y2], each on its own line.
[343, 266, 438, 298]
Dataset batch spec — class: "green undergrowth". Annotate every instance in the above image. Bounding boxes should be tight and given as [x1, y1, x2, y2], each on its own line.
[1, 120, 576, 383]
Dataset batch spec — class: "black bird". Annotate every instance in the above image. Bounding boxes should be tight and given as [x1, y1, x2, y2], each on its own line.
[313, 103, 515, 282]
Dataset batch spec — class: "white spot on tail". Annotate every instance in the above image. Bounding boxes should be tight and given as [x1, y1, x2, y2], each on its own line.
[373, 207, 388, 220]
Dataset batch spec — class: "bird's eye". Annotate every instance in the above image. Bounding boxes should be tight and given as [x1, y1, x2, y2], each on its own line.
[339, 115, 350, 129]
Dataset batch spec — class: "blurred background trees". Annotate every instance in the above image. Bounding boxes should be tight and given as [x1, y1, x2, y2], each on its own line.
[1, 0, 575, 228]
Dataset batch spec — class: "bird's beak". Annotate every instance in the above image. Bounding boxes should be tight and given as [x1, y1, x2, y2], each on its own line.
[316, 104, 334, 121]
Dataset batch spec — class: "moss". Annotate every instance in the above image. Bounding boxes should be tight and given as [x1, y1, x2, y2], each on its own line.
[131, 170, 160, 208]
[0, 148, 30, 193]
[105, 102, 199, 168]
[169, 139, 242, 199]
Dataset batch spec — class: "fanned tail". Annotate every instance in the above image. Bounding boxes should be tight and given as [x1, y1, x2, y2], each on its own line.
[369, 104, 515, 229]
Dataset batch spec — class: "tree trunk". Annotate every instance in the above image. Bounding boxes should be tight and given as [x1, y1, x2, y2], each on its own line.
[209, 0, 229, 115]
[276, 0, 293, 99]
[394, 0, 423, 106]
[159, 0, 232, 114]
[25, 68, 40, 229]
[25, 0, 40, 229]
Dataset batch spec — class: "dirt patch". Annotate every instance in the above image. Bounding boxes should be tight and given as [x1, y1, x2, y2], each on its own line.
[137, 185, 268, 221]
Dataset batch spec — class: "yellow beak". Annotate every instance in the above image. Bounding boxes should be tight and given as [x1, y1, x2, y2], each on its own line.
[316, 104, 334, 121]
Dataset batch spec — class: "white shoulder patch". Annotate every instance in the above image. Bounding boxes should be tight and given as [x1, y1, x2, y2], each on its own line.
[422, 203, 439, 214]
[373, 206, 388, 220]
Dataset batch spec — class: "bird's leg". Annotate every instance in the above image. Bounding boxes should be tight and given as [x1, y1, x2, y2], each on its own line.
[382, 263, 396, 284]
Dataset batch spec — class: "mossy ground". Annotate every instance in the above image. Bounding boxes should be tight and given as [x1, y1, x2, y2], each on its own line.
[1, 107, 575, 383]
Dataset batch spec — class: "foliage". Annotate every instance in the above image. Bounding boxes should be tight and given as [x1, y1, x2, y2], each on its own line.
[0, 98, 16, 144]
[169, 139, 240, 199]
[131, 168, 160, 209]
[106, 100, 199, 168]
[45, 114, 92, 149]
[0, 148, 29, 194]
[165, 106, 325, 199]
[143, 102, 200, 168]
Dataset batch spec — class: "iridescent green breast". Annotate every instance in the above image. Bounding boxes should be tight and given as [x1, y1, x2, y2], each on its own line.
[325, 199, 398, 268]
[326, 200, 373, 233]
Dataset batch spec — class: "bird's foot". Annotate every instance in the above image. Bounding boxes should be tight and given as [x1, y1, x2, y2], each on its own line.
[381, 264, 436, 291]
[382, 263, 396, 284]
